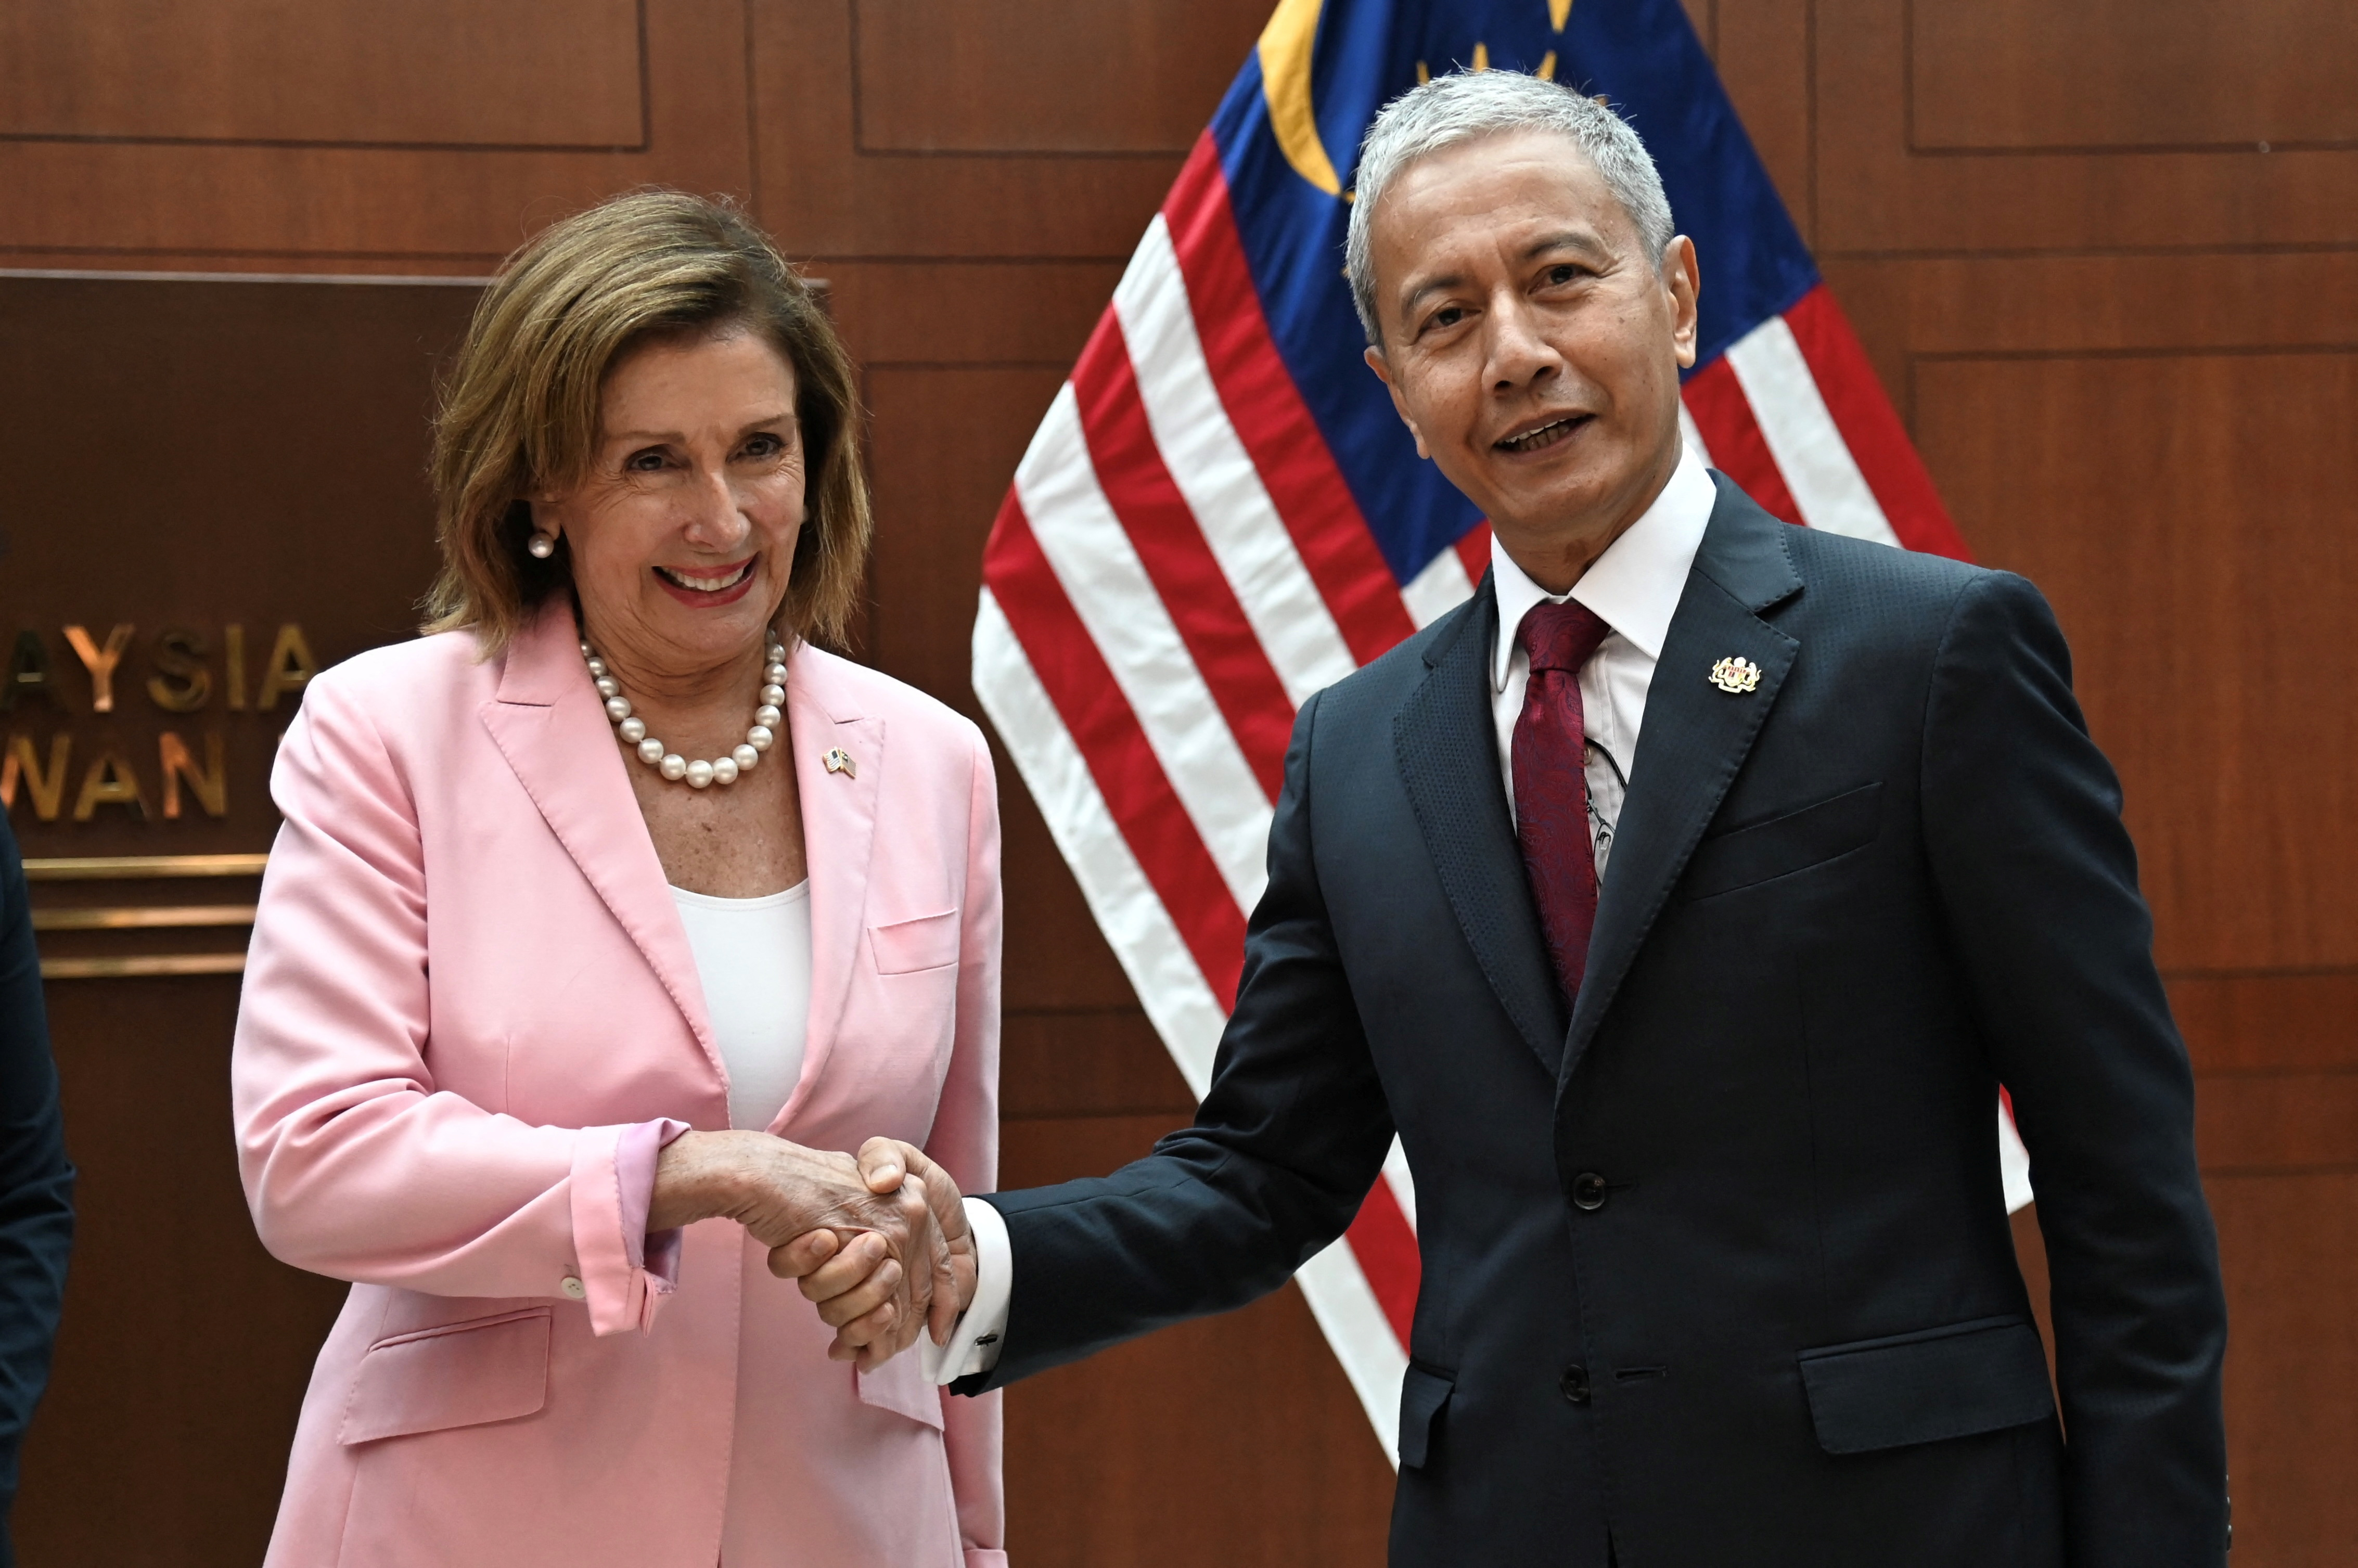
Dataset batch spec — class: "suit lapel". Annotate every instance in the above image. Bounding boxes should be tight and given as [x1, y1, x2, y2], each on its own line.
[772, 646, 882, 1128]
[1561, 478, 1804, 1086]
[477, 607, 720, 1074]
[1394, 579, 1570, 1077]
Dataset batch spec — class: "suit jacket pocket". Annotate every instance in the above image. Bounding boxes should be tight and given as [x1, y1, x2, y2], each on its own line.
[1683, 782, 1883, 902]
[855, 1349, 946, 1431]
[871, 909, 961, 974]
[1798, 1314, 2054, 1455]
[340, 1307, 551, 1445]
[1396, 1363, 1455, 1469]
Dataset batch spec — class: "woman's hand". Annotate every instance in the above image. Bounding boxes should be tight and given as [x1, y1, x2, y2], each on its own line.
[650, 1130, 943, 1360]
[769, 1138, 975, 1368]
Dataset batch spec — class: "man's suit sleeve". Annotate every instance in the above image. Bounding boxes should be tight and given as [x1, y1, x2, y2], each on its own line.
[955, 690, 1395, 1392]
[1919, 570, 2227, 1567]
[0, 816, 74, 1561]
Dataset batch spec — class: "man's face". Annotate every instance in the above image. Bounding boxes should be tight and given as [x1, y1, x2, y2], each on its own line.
[1364, 130, 1699, 575]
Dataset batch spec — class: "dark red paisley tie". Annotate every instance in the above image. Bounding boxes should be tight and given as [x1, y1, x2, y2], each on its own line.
[1513, 600, 1614, 1002]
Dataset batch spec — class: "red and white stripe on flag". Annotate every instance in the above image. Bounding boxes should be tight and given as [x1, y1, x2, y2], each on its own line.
[973, 136, 2025, 1466]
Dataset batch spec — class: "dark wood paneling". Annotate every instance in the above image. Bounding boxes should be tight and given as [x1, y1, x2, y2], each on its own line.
[1000, 1114, 1390, 1568]
[753, 0, 1190, 260]
[1915, 351, 2358, 974]
[0, 0, 644, 149]
[852, 0, 1271, 153]
[0, 0, 747, 268]
[2210, 1174, 2358, 1566]
[1911, 0, 2358, 151]
[865, 366, 1067, 711]
[2171, 972, 2358, 1073]
[1813, 0, 2358, 253]
[14, 978, 345, 1568]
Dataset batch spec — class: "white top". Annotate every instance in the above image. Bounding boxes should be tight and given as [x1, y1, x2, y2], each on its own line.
[1488, 443, 1718, 877]
[669, 882, 813, 1133]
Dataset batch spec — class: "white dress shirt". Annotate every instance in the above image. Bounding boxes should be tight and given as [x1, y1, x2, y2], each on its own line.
[926, 448, 1721, 1384]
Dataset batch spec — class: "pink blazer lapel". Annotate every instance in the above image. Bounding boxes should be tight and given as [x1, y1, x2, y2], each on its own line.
[773, 644, 882, 1129]
[476, 608, 720, 1072]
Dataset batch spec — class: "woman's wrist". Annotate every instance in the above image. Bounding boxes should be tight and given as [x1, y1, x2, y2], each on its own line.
[648, 1129, 753, 1231]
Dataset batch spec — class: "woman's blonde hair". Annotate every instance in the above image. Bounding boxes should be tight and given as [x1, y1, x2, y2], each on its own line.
[422, 189, 870, 653]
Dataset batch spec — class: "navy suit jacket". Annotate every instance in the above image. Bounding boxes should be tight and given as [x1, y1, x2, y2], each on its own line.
[0, 815, 72, 1566]
[965, 479, 2227, 1567]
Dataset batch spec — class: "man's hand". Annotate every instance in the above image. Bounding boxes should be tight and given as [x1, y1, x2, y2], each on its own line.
[650, 1130, 941, 1365]
[769, 1138, 975, 1368]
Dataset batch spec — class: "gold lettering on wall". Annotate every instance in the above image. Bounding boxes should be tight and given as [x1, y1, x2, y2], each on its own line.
[62, 623, 136, 713]
[1, 735, 72, 821]
[225, 623, 248, 711]
[146, 629, 213, 713]
[71, 749, 148, 821]
[158, 731, 227, 819]
[255, 624, 316, 711]
[3, 632, 58, 713]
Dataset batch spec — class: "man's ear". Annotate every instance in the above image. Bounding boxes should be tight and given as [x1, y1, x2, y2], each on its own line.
[1664, 235, 1701, 370]
[1363, 344, 1432, 459]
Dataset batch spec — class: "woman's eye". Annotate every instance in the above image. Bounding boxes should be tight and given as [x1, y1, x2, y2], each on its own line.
[740, 433, 784, 459]
[624, 447, 669, 472]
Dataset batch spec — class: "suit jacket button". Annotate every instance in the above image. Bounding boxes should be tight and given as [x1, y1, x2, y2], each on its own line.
[1559, 1365, 1591, 1406]
[559, 1276, 588, 1301]
[1572, 1172, 1609, 1211]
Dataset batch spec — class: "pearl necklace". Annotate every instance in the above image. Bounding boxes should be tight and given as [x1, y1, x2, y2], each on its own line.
[582, 633, 785, 790]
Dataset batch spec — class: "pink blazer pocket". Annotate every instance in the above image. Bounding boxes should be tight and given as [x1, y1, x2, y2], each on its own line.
[855, 1351, 946, 1430]
[340, 1307, 552, 1445]
[870, 909, 960, 974]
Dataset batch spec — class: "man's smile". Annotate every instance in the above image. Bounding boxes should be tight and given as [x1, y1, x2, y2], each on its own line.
[1493, 413, 1594, 454]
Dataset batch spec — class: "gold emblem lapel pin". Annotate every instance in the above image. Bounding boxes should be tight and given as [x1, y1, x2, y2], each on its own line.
[1708, 656, 1763, 695]
[823, 747, 857, 778]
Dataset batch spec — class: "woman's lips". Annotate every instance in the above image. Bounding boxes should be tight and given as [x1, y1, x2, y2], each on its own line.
[652, 557, 758, 605]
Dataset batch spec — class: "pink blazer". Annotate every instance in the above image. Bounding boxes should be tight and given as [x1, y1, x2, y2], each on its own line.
[233, 606, 1004, 1568]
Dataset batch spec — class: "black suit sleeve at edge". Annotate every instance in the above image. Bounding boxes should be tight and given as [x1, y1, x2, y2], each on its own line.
[0, 816, 73, 1566]
[955, 689, 1396, 1394]
[1919, 572, 2227, 1567]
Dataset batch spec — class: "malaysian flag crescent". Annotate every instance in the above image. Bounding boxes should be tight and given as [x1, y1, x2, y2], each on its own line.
[969, 0, 2033, 1463]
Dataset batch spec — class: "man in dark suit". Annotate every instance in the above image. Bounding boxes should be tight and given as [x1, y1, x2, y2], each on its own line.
[0, 815, 73, 1567]
[791, 69, 2227, 1566]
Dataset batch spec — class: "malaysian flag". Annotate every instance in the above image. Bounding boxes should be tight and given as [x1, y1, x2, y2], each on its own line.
[971, 0, 2029, 1461]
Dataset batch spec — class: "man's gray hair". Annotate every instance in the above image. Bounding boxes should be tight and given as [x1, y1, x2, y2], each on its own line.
[1344, 70, 1676, 346]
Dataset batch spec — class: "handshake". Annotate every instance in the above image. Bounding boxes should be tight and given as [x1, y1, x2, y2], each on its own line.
[647, 1130, 974, 1370]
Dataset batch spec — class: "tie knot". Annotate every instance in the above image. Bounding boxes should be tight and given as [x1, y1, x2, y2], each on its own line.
[1518, 599, 1612, 675]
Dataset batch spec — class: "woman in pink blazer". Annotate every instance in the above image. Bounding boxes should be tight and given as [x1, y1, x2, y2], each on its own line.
[232, 192, 1004, 1567]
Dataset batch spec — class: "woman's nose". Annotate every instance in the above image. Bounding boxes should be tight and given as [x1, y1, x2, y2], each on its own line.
[680, 465, 751, 546]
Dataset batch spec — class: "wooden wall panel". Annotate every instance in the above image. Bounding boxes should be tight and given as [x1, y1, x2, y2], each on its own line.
[0, 0, 747, 273]
[852, 0, 1272, 152]
[1915, 351, 2358, 973]
[1813, 0, 2358, 253]
[1000, 1115, 1390, 1568]
[0, 0, 644, 148]
[1911, 0, 2358, 150]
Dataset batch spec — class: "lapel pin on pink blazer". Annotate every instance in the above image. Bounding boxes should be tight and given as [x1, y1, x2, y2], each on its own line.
[822, 747, 857, 778]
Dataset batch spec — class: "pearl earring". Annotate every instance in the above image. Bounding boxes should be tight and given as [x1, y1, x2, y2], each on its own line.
[527, 532, 557, 559]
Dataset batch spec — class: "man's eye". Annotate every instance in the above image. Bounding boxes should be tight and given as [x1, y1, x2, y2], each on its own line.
[1430, 306, 1464, 330]
[1547, 264, 1583, 286]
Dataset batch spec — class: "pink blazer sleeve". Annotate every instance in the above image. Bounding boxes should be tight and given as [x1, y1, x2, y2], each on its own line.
[232, 673, 672, 1337]
[932, 729, 1006, 1567]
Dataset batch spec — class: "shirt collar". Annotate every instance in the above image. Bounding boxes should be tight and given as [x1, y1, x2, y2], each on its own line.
[1490, 444, 1718, 693]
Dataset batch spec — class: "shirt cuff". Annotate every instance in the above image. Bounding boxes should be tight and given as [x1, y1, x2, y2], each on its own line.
[921, 1196, 1011, 1386]
[616, 1117, 693, 1287]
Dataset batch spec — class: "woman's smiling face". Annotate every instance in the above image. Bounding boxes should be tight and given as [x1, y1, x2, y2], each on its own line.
[535, 326, 806, 681]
